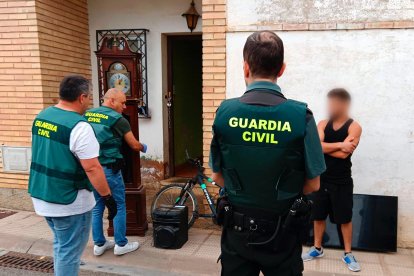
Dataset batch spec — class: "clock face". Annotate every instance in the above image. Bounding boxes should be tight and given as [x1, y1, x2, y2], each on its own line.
[106, 62, 131, 96]
[108, 73, 131, 95]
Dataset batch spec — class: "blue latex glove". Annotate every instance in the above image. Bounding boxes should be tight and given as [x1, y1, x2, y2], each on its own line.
[141, 143, 148, 153]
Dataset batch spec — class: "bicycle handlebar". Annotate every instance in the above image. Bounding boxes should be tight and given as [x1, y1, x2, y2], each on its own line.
[188, 157, 202, 167]
[185, 150, 207, 177]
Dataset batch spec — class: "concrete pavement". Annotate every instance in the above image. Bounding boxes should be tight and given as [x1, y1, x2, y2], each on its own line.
[0, 210, 413, 276]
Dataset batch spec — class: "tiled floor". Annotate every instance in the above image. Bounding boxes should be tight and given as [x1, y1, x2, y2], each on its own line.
[0, 210, 413, 276]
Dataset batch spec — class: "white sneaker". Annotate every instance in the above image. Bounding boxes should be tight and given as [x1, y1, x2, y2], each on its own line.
[114, 241, 140, 256]
[93, 240, 115, 256]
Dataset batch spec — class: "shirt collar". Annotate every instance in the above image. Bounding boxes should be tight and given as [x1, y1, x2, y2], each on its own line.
[245, 81, 283, 95]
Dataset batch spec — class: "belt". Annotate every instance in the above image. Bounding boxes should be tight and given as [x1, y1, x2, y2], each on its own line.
[229, 210, 281, 232]
[103, 160, 124, 171]
[232, 204, 284, 219]
[227, 210, 283, 247]
[103, 163, 117, 169]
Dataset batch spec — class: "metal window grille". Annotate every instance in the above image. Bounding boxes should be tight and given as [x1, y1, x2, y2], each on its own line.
[96, 29, 150, 118]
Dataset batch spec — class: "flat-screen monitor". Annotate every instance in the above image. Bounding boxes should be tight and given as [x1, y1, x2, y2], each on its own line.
[303, 194, 398, 252]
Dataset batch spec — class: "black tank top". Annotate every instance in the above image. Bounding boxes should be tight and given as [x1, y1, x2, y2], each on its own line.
[322, 118, 353, 182]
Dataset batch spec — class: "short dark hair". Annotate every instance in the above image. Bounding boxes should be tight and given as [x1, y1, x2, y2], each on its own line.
[59, 75, 91, 102]
[243, 31, 284, 78]
[327, 88, 351, 102]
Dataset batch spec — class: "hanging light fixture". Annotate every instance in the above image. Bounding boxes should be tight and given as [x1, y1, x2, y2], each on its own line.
[182, 0, 201, 32]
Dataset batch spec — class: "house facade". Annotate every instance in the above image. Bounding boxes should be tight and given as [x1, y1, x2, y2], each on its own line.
[0, 0, 413, 247]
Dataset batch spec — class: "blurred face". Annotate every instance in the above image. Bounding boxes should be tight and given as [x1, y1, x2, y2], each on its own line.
[327, 97, 350, 120]
[109, 92, 127, 114]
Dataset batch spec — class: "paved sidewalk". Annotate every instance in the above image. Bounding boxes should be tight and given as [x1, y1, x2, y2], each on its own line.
[0, 210, 413, 275]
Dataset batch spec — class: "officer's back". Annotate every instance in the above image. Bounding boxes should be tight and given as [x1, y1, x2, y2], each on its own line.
[210, 31, 326, 276]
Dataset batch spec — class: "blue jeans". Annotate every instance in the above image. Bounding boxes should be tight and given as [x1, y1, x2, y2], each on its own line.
[92, 167, 128, 246]
[45, 211, 91, 276]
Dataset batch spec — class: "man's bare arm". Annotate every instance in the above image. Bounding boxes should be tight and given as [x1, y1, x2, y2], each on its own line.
[303, 176, 320, 195]
[80, 158, 111, 196]
[327, 121, 362, 159]
[347, 121, 362, 146]
[124, 131, 144, 152]
[328, 150, 350, 159]
[318, 120, 357, 154]
[317, 120, 341, 153]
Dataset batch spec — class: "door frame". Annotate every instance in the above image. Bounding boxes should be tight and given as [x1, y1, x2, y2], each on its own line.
[164, 34, 202, 178]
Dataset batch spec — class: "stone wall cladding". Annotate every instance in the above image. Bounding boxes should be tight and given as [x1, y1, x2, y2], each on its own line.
[227, 21, 414, 32]
[0, 187, 34, 211]
[227, 0, 414, 29]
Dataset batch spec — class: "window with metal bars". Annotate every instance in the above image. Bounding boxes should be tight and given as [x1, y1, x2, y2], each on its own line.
[96, 29, 150, 118]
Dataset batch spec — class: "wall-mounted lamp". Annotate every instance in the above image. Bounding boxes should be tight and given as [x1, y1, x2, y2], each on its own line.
[182, 0, 201, 32]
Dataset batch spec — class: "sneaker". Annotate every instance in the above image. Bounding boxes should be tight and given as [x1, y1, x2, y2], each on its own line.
[114, 242, 140, 256]
[93, 240, 115, 256]
[342, 253, 361, 272]
[302, 246, 324, 262]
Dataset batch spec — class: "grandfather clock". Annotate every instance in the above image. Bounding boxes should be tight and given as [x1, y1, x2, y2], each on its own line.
[95, 36, 148, 236]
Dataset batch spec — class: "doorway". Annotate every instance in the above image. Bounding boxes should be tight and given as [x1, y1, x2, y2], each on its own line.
[167, 35, 203, 177]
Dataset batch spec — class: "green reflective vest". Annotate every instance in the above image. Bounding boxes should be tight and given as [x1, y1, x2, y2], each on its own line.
[28, 107, 93, 204]
[214, 98, 307, 213]
[84, 106, 123, 165]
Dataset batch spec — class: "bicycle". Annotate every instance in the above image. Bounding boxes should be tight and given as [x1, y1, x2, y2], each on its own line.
[151, 156, 221, 228]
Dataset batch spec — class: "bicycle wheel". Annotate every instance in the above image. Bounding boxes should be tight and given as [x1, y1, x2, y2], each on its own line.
[151, 183, 199, 228]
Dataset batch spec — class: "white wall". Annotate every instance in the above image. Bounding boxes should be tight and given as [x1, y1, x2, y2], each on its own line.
[88, 0, 202, 161]
[226, 29, 414, 246]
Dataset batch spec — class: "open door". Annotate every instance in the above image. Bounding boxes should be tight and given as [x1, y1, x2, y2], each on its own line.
[166, 35, 203, 177]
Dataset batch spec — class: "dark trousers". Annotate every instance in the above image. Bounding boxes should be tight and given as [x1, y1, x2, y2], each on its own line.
[220, 227, 303, 276]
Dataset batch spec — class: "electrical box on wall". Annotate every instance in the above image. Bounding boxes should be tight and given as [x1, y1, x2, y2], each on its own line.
[1, 146, 31, 174]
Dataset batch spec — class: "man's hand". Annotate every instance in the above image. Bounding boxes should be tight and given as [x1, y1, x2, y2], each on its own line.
[303, 176, 320, 195]
[212, 172, 225, 188]
[341, 137, 357, 153]
[80, 158, 111, 196]
[124, 131, 147, 153]
[324, 121, 362, 159]
[318, 120, 346, 154]
[140, 143, 148, 153]
[103, 194, 117, 220]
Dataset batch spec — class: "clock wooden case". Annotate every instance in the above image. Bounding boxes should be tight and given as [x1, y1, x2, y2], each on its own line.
[95, 36, 148, 236]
